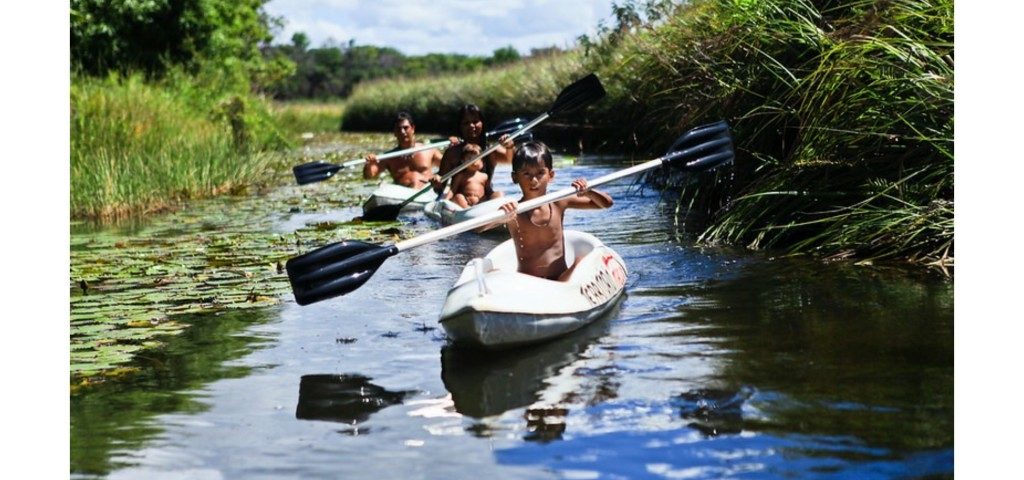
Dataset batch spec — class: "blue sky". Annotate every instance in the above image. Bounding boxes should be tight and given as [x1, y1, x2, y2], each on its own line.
[263, 0, 616, 56]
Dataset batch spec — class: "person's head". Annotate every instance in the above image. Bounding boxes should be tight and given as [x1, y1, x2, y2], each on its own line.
[511, 141, 555, 194]
[462, 182, 485, 206]
[393, 112, 415, 144]
[456, 104, 485, 144]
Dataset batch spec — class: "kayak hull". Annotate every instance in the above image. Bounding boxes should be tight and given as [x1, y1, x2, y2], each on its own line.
[439, 230, 627, 349]
[423, 197, 508, 233]
[362, 183, 432, 214]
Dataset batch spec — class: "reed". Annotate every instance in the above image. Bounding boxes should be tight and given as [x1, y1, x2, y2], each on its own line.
[270, 100, 346, 137]
[603, 0, 953, 265]
[342, 54, 586, 134]
[71, 75, 285, 220]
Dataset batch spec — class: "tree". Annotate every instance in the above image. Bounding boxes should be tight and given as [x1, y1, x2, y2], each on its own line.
[490, 45, 521, 65]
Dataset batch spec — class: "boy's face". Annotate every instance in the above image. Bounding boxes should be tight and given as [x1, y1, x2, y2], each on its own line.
[512, 163, 554, 194]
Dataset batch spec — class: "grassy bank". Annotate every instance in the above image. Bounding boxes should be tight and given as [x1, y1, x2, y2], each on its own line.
[71, 75, 289, 220]
[270, 100, 346, 137]
[339, 0, 953, 266]
[342, 54, 584, 134]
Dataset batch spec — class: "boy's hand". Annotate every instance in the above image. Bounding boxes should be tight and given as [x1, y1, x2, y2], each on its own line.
[499, 200, 519, 223]
[429, 174, 443, 188]
[572, 178, 589, 196]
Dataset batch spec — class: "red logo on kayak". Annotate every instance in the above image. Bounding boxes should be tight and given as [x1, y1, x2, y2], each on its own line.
[602, 254, 614, 266]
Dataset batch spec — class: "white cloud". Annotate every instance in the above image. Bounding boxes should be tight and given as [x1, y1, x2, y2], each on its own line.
[263, 0, 614, 56]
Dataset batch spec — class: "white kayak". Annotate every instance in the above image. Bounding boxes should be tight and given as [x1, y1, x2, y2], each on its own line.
[361, 182, 432, 215]
[423, 196, 509, 233]
[439, 230, 627, 349]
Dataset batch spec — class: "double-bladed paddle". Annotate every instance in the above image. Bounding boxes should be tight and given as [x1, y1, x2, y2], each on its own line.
[286, 120, 735, 306]
[360, 73, 607, 221]
[292, 119, 529, 186]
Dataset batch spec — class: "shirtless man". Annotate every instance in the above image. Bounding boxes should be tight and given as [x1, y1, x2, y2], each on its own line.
[363, 112, 447, 189]
[496, 141, 613, 281]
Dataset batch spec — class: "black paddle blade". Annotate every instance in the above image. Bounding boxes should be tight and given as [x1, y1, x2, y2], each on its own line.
[662, 121, 735, 171]
[360, 203, 404, 222]
[294, 161, 343, 185]
[286, 240, 399, 305]
[548, 73, 606, 116]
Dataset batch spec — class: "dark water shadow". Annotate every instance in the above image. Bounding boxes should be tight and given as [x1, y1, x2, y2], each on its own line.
[70, 308, 279, 477]
[295, 374, 416, 434]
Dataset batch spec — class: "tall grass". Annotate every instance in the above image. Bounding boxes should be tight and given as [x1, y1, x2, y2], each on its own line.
[607, 0, 953, 265]
[270, 101, 346, 137]
[342, 54, 585, 134]
[71, 74, 287, 219]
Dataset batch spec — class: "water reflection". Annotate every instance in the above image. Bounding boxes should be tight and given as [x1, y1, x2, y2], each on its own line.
[673, 386, 755, 437]
[440, 314, 613, 420]
[70, 309, 277, 477]
[295, 374, 414, 433]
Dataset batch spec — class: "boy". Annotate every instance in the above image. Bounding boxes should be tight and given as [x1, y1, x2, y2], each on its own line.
[496, 141, 613, 281]
[363, 112, 448, 189]
[448, 142, 500, 208]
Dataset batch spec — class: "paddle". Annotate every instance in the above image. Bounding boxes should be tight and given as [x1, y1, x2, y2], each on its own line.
[286, 120, 734, 306]
[360, 73, 606, 222]
[292, 119, 528, 185]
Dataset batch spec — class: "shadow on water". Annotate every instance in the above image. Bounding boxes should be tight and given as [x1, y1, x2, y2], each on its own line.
[295, 374, 415, 434]
[70, 308, 278, 477]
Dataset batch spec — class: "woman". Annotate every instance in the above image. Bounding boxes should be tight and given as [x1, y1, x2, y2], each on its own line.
[431, 104, 513, 202]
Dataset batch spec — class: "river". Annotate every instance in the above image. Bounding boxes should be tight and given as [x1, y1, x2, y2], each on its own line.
[70, 145, 953, 479]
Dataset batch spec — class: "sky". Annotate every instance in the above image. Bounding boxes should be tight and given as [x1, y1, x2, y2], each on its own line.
[263, 0, 616, 56]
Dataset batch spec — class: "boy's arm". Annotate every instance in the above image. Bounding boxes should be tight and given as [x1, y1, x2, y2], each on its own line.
[564, 178, 613, 209]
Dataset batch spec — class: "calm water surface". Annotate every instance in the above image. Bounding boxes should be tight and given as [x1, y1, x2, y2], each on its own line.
[71, 155, 953, 479]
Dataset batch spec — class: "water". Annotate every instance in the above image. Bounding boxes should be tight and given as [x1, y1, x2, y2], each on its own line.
[70, 156, 953, 479]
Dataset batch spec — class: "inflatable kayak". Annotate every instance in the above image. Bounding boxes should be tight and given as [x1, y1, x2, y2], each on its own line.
[361, 183, 432, 215]
[423, 196, 509, 233]
[439, 230, 627, 349]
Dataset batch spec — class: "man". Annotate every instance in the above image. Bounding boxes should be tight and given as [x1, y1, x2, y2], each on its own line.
[363, 112, 448, 189]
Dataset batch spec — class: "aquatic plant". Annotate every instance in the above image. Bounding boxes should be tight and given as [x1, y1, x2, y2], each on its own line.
[70, 133, 409, 385]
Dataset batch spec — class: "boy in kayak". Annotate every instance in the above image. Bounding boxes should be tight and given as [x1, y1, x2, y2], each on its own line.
[363, 112, 449, 189]
[496, 140, 613, 281]
[448, 144, 490, 208]
[432, 104, 512, 202]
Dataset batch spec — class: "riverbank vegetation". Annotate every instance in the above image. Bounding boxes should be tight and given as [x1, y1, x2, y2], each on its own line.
[340, 0, 953, 267]
[71, 0, 296, 220]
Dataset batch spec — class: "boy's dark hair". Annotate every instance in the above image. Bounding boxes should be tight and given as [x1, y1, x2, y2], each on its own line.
[395, 111, 414, 127]
[512, 141, 553, 172]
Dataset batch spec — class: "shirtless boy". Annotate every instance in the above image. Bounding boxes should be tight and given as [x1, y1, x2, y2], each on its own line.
[448, 142, 497, 208]
[363, 112, 446, 189]
[497, 141, 613, 281]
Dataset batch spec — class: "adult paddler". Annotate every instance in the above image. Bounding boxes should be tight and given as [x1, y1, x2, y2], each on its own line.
[363, 112, 453, 189]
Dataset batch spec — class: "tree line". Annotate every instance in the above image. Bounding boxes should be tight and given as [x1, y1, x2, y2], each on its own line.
[70, 0, 561, 100]
[262, 33, 562, 100]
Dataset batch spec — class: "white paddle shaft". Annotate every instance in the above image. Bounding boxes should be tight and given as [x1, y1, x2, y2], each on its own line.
[339, 140, 454, 169]
[395, 156, 663, 252]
